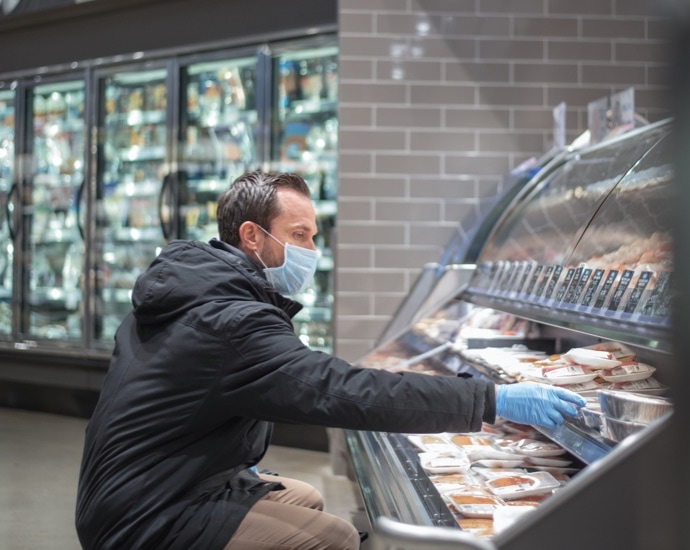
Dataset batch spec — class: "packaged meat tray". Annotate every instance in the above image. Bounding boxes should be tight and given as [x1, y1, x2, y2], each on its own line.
[563, 347, 622, 369]
[418, 452, 470, 474]
[446, 491, 506, 518]
[485, 472, 561, 500]
[406, 434, 456, 453]
[599, 362, 656, 383]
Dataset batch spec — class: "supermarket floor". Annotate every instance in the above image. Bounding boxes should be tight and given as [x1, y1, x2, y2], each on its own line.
[0, 407, 370, 550]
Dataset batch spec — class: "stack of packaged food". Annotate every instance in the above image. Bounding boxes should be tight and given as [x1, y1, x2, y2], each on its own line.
[461, 341, 667, 396]
[405, 420, 577, 538]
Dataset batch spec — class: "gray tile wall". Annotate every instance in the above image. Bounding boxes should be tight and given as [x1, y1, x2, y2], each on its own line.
[335, 0, 672, 361]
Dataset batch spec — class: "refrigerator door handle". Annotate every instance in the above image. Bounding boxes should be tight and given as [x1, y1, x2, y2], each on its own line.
[6, 182, 17, 240]
[158, 173, 173, 241]
[76, 179, 86, 241]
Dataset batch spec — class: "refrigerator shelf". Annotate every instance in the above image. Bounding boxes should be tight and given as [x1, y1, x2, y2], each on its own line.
[284, 99, 337, 117]
[105, 109, 166, 126]
[187, 112, 258, 130]
[114, 227, 162, 242]
[101, 288, 133, 304]
[28, 287, 81, 308]
[34, 118, 84, 133]
[118, 146, 166, 163]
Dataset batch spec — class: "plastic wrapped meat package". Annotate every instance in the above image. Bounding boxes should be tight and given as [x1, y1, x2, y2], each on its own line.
[460, 346, 549, 379]
[472, 340, 667, 398]
[484, 471, 561, 500]
[404, 420, 579, 539]
[459, 308, 534, 339]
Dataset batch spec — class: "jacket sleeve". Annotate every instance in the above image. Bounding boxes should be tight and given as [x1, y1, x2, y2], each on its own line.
[220, 305, 496, 434]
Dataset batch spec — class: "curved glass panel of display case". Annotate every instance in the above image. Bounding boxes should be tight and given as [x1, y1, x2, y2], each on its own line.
[562, 133, 674, 326]
[466, 120, 674, 350]
[477, 121, 671, 266]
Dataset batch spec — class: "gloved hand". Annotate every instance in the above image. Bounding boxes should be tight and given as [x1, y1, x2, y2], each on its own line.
[495, 383, 587, 428]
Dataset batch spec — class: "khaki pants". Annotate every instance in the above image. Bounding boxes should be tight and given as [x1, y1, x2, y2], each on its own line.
[224, 474, 360, 550]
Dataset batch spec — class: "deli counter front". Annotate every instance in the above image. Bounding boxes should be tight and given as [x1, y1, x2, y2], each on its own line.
[346, 118, 680, 550]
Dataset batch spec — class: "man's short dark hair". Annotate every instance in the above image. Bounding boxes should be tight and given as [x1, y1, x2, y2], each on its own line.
[217, 171, 311, 247]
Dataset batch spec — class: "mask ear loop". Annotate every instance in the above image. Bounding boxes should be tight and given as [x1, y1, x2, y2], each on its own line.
[254, 249, 269, 269]
[256, 224, 286, 247]
[254, 223, 288, 270]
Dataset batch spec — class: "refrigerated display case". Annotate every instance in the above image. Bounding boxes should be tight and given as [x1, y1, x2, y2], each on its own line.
[95, 65, 171, 343]
[270, 45, 339, 351]
[179, 55, 259, 243]
[0, 89, 15, 334]
[0, 87, 13, 336]
[347, 118, 680, 549]
[0, 32, 338, 419]
[25, 78, 86, 342]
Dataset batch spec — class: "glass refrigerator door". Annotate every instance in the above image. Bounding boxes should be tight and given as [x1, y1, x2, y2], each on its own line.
[0, 88, 14, 336]
[180, 57, 259, 241]
[25, 80, 86, 341]
[96, 68, 169, 342]
[271, 45, 338, 352]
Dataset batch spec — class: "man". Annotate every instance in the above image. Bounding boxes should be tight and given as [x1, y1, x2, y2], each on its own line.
[76, 171, 585, 550]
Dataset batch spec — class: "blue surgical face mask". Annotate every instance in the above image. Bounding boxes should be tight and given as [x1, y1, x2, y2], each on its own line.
[254, 225, 318, 295]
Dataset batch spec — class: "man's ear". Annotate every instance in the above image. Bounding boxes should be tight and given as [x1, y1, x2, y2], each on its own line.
[238, 221, 261, 253]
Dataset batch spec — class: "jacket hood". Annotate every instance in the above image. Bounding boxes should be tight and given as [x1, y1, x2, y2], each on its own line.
[131, 239, 302, 324]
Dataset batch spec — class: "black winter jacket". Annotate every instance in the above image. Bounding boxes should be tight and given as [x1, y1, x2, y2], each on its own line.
[75, 239, 495, 549]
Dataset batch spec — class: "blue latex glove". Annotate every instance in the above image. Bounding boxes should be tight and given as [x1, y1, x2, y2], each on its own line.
[496, 383, 587, 428]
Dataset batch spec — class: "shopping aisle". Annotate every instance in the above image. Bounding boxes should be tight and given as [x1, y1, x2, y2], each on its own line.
[0, 407, 368, 550]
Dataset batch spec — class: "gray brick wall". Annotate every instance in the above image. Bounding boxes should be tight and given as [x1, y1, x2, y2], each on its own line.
[336, 0, 672, 361]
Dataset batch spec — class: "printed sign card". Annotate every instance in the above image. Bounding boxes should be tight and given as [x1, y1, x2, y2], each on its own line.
[554, 267, 576, 303]
[624, 271, 653, 314]
[535, 265, 554, 299]
[642, 272, 671, 317]
[525, 264, 543, 297]
[610, 88, 635, 133]
[543, 266, 563, 301]
[607, 269, 635, 312]
[588, 96, 608, 145]
[594, 269, 619, 309]
[553, 102, 566, 150]
[567, 267, 591, 304]
[580, 268, 605, 309]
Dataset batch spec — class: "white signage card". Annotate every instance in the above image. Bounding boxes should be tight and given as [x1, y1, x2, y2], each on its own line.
[610, 88, 635, 132]
[552, 101, 566, 150]
[587, 96, 608, 145]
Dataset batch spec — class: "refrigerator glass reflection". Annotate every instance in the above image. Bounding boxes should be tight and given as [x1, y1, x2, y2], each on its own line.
[96, 68, 168, 342]
[0, 89, 14, 336]
[26, 80, 86, 340]
[180, 57, 258, 241]
[272, 45, 338, 352]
